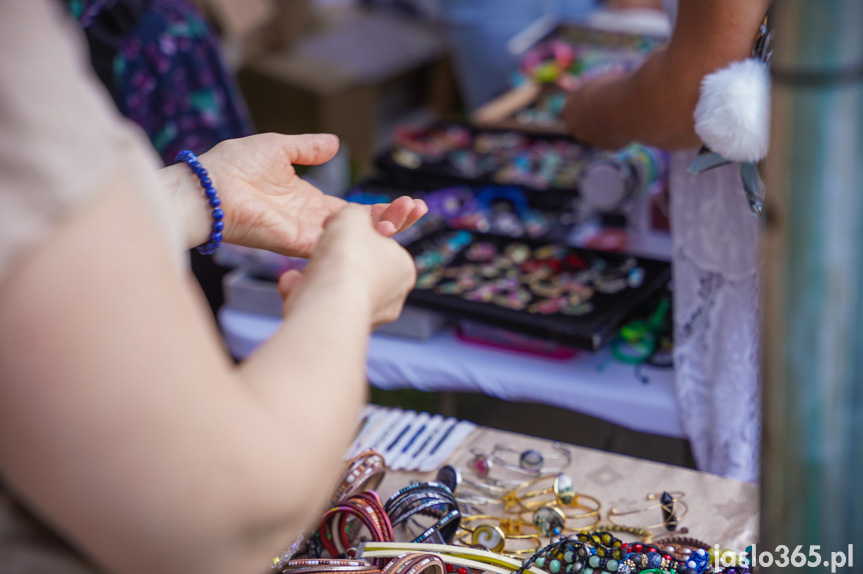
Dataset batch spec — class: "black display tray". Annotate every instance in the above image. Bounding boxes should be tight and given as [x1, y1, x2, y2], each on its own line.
[376, 121, 590, 196]
[348, 176, 578, 243]
[404, 230, 670, 351]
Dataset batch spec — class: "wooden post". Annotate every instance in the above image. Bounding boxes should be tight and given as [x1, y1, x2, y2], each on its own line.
[762, 0, 863, 570]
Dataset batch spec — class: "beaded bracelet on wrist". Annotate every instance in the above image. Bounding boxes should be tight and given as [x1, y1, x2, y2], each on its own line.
[175, 150, 224, 255]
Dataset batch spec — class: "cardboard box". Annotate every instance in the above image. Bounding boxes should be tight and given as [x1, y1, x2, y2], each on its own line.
[237, 11, 447, 173]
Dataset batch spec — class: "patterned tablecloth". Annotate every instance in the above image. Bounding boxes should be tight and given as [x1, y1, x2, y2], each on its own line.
[375, 424, 758, 552]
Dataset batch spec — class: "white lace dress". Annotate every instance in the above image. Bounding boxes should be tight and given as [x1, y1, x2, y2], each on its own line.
[662, 0, 762, 483]
[669, 152, 762, 483]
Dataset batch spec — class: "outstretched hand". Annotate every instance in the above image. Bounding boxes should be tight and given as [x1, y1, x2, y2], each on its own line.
[174, 133, 427, 257]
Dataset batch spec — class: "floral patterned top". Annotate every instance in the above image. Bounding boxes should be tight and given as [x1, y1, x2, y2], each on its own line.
[66, 0, 253, 165]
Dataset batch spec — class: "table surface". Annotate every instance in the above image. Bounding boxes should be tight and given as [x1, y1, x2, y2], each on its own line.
[374, 422, 758, 552]
[220, 307, 684, 438]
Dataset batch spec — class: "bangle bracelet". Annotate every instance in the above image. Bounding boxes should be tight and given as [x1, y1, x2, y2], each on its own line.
[503, 473, 585, 513]
[320, 493, 394, 566]
[385, 482, 457, 517]
[332, 450, 387, 506]
[357, 541, 547, 574]
[456, 528, 540, 557]
[413, 509, 462, 545]
[280, 559, 379, 574]
[381, 553, 447, 574]
[436, 466, 501, 509]
[175, 150, 224, 254]
[607, 492, 688, 532]
[490, 443, 571, 476]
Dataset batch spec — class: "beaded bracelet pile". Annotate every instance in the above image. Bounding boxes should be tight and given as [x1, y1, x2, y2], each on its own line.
[175, 150, 224, 255]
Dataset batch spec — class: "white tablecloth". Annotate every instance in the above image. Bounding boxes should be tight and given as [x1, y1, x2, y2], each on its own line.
[220, 307, 684, 438]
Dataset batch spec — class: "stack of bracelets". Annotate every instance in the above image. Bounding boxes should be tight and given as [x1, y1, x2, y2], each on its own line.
[272, 447, 753, 574]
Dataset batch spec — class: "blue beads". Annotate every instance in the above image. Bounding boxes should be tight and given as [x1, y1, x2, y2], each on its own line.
[646, 552, 662, 568]
[175, 150, 223, 255]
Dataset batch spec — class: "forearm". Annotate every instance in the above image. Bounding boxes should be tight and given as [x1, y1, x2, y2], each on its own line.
[159, 161, 213, 249]
[563, 48, 703, 150]
[0, 183, 373, 574]
[565, 0, 771, 151]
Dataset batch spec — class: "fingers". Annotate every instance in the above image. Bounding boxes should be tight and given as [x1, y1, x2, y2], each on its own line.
[405, 198, 428, 229]
[274, 133, 341, 166]
[370, 197, 429, 236]
[374, 220, 397, 236]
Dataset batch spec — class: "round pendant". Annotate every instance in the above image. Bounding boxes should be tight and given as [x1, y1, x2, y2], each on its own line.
[553, 473, 575, 505]
[472, 524, 506, 553]
[533, 505, 566, 537]
[436, 464, 461, 492]
[519, 449, 544, 472]
[469, 453, 493, 478]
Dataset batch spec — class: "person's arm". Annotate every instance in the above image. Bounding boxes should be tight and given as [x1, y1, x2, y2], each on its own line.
[562, 0, 772, 150]
[0, 176, 414, 574]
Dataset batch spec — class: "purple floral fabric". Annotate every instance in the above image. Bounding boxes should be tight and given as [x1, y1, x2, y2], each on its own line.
[69, 0, 253, 164]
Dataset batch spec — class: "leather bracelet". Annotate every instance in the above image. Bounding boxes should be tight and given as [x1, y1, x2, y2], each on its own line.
[341, 492, 395, 551]
[385, 483, 458, 526]
[387, 490, 457, 522]
[320, 493, 394, 567]
[331, 450, 387, 506]
[413, 509, 462, 544]
[391, 498, 456, 529]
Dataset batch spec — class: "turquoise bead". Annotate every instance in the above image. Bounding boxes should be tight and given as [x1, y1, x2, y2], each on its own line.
[584, 569, 594, 574]
[564, 551, 573, 564]
[550, 560, 561, 573]
[588, 556, 601, 568]
[605, 560, 618, 572]
[536, 557, 546, 568]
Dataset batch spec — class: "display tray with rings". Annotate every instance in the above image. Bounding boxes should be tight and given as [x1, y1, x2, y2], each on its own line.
[404, 228, 671, 351]
[376, 121, 594, 195]
[347, 177, 579, 245]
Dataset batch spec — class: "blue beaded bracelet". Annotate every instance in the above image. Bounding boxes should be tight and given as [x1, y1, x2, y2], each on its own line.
[175, 150, 224, 255]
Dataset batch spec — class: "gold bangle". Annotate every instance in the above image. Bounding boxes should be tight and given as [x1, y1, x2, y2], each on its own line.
[607, 491, 688, 531]
[458, 515, 538, 537]
[456, 526, 541, 556]
[523, 502, 601, 536]
[502, 473, 577, 512]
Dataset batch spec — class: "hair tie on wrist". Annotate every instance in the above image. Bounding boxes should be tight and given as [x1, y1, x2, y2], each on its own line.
[175, 150, 224, 255]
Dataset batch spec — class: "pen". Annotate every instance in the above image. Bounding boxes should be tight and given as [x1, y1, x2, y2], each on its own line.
[429, 420, 458, 456]
[386, 423, 412, 452]
[411, 418, 451, 461]
[401, 424, 427, 453]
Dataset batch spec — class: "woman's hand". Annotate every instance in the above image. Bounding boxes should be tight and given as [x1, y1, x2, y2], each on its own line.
[278, 204, 416, 328]
[163, 133, 428, 256]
